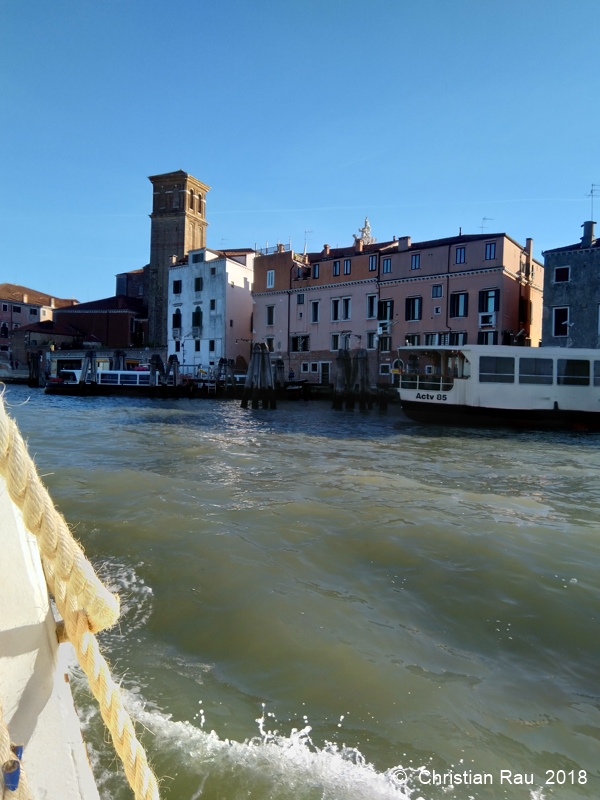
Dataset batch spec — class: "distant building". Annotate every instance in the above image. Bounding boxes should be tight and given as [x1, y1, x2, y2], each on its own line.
[167, 247, 255, 371]
[9, 320, 99, 365]
[252, 229, 543, 384]
[542, 220, 599, 347]
[54, 295, 148, 349]
[0, 283, 76, 355]
[147, 171, 210, 347]
[115, 268, 146, 303]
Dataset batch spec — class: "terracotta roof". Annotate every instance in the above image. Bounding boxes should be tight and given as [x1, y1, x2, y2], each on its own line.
[56, 295, 146, 313]
[0, 283, 78, 308]
[10, 320, 83, 337]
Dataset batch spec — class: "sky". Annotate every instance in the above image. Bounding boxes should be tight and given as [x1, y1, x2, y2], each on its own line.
[1, 0, 599, 303]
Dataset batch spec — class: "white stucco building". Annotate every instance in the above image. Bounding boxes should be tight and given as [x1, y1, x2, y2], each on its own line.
[167, 247, 255, 371]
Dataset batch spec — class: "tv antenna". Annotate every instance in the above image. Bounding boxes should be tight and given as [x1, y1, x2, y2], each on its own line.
[303, 230, 313, 255]
[587, 184, 599, 218]
[480, 216, 493, 233]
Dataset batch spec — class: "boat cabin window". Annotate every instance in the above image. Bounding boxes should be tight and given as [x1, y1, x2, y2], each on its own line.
[594, 361, 600, 387]
[519, 358, 553, 385]
[557, 359, 590, 386]
[479, 356, 515, 383]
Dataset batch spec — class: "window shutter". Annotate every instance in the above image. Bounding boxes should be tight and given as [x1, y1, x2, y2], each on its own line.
[477, 331, 485, 344]
[463, 293, 468, 317]
[478, 291, 485, 313]
[494, 290, 500, 312]
[405, 297, 411, 320]
[492, 331, 499, 345]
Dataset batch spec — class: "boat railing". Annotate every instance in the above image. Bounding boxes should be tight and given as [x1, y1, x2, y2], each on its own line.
[400, 374, 455, 391]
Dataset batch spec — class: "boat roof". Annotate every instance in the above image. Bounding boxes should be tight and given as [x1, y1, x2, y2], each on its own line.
[397, 344, 600, 358]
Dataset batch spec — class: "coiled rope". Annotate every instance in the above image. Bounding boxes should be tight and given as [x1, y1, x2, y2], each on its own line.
[0, 395, 159, 800]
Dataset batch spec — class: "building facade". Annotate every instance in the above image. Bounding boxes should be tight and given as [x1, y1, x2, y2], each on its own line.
[252, 231, 543, 384]
[541, 221, 599, 347]
[147, 171, 210, 347]
[54, 295, 148, 349]
[167, 247, 255, 371]
[0, 283, 76, 356]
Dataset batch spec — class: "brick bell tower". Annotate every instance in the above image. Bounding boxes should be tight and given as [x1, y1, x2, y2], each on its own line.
[147, 170, 210, 346]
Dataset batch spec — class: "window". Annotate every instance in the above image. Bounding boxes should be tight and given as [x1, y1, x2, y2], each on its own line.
[382, 258, 391, 274]
[477, 330, 499, 345]
[434, 306, 441, 315]
[301, 362, 309, 373]
[432, 284, 442, 298]
[485, 242, 496, 260]
[192, 307, 202, 327]
[379, 364, 391, 376]
[195, 340, 200, 351]
[1, 304, 7, 311]
[455, 247, 465, 264]
[519, 358, 553, 385]
[333, 260, 340, 277]
[405, 334, 420, 346]
[210, 298, 216, 311]
[552, 306, 569, 337]
[449, 292, 468, 318]
[554, 266, 570, 283]
[411, 254, 420, 270]
[331, 333, 340, 350]
[192, 252, 204, 263]
[405, 296, 422, 321]
[266, 305, 274, 326]
[172, 280, 182, 295]
[209, 340, 215, 352]
[12, 306, 21, 314]
[311, 300, 320, 323]
[344, 259, 351, 275]
[369, 255, 377, 271]
[594, 361, 600, 386]
[367, 332, 376, 349]
[297, 293, 304, 305]
[290, 335, 310, 352]
[175, 340, 180, 352]
[195, 276, 203, 292]
[210, 267, 217, 277]
[266, 337, 274, 352]
[0, 323, 7, 338]
[342, 297, 351, 320]
[379, 336, 391, 352]
[310, 362, 318, 373]
[479, 289, 499, 313]
[29, 308, 37, 316]
[367, 294, 377, 319]
[312, 264, 320, 279]
[449, 331, 467, 345]
[230, 319, 233, 327]
[479, 356, 514, 383]
[378, 299, 393, 321]
[267, 269, 275, 288]
[331, 298, 340, 321]
[557, 359, 590, 386]
[172, 309, 182, 329]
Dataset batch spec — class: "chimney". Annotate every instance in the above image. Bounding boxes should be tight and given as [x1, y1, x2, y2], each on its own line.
[277, 243, 285, 253]
[170, 255, 177, 265]
[355, 238, 364, 253]
[397, 236, 411, 252]
[50, 297, 55, 309]
[393, 236, 397, 242]
[581, 221, 597, 248]
[323, 244, 330, 256]
[22, 294, 28, 303]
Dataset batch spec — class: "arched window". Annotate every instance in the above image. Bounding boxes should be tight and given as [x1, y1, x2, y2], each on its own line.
[192, 307, 202, 328]
[172, 309, 182, 329]
[392, 359, 403, 387]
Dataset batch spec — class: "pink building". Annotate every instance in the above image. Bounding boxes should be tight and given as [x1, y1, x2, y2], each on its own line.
[252, 232, 543, 385]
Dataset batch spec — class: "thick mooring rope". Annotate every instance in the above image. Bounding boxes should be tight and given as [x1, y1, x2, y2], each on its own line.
[0, 396, 159, 800]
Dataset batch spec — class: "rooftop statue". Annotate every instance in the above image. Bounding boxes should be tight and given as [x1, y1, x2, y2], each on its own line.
[353, 217, 376, 245]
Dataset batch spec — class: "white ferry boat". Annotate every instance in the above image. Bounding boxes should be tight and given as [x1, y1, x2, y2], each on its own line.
[396, 345, 600, 429]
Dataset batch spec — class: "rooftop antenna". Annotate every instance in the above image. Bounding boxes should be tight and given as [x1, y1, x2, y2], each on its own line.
[303, 230, 313, 255]
[587, 184, 599, 218]
[480, 216, 493, 233]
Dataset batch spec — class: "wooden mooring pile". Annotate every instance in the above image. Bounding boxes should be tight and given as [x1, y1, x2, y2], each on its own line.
[241, 343, 276, 409]
[332, 348, 388, 411]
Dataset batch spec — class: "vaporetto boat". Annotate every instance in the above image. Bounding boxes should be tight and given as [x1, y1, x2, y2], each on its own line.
[396, 344, 600, 429]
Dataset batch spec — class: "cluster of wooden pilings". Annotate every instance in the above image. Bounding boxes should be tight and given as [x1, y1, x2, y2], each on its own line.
[332, 348, 388, 411]
[241, 343, 276, 409]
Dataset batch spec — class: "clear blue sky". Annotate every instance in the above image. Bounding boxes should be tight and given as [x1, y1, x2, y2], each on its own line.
[1, 0, 598, 302]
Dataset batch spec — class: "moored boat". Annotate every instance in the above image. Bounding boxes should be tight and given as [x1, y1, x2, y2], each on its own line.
[396, 344, 600, 429]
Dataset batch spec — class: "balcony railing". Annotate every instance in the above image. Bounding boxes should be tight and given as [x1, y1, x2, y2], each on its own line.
[400, 374, 454, 391]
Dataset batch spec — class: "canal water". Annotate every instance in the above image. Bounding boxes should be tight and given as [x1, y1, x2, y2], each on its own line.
[5, 386, 600, 799]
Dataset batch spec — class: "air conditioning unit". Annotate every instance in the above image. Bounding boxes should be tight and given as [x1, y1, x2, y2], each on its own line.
[479, 312, 496, 327]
